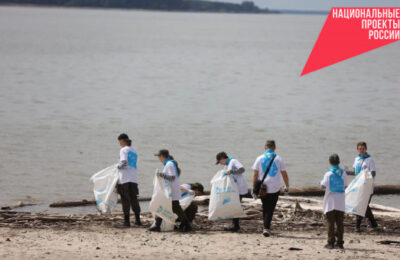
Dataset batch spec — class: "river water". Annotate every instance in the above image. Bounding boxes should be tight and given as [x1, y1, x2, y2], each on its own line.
[0, 6, 399, 211]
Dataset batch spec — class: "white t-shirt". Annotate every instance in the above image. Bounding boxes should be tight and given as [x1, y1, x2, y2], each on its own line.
[163, 161, 181, 201]
[252, 153, 287, 194]
[352, 156, 376, 194]
[320, 170, 348, 214]
[223, 158, 248, 195]
[118, 146, 138, 184]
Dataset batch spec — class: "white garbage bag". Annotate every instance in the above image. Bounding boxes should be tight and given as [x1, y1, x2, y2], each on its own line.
[345, 170, 374, 217]
[157, 191, 195, 232]
[148, 173, 176, 225]
[149, 172, 195, 231]
[208, 170, 246, 220]
[90, 164, 119, 214]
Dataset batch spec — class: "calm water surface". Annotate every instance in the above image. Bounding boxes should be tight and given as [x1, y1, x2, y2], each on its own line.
[0, 6, 399, 210]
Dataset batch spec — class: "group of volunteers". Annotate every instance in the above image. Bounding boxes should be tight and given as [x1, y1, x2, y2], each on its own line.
[115, 133, 377, 249]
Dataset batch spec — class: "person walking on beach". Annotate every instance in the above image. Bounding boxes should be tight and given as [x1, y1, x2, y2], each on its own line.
[320, 154, 347, 249]
[252, 140, 289, 237]
[216, 152, 248, 232]
[346, 142, 378, 232]
[116, 133, 141, 227]
[149, 149, 192, 232]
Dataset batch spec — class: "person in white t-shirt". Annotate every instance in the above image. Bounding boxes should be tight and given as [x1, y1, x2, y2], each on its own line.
[215, 151, 248, 232]
[116, 133, 141, 227]
[252, 140, 289, 237]
[149, 149, 192, 232]
[346, 141, 377, 232]
[320, 154, 347, 249]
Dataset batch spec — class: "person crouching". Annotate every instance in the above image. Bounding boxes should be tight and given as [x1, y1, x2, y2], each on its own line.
[320, 154, 347, 249]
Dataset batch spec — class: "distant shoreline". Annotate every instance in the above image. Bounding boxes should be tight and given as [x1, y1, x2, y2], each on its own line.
[0, 1, 279, 14]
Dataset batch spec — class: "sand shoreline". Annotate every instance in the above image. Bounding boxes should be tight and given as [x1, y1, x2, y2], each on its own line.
[1, 225, 399, 259]
[1, 197, 399, 259]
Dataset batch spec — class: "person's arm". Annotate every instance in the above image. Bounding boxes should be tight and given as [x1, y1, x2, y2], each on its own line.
[229, 167, 245, 175]
[117, 149, 128, 169]
[156, 163, 176, 181]
[157, 172, 176, 181]
[281, 170, 289, 191]
[252, 170, 259, 186]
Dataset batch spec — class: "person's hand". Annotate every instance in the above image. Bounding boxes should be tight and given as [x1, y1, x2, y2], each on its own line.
[155, 169, 161, 177]
[223, 170, 231, 175]
[284, 186, 289, 193]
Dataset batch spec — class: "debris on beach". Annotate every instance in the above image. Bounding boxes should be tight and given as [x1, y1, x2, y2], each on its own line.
[2, 196, 400, 236]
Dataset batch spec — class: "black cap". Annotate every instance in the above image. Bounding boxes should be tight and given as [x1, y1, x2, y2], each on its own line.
[118, 133, 130, 141]
[215, 152, 228, 165]
[154, 149, 169, 157]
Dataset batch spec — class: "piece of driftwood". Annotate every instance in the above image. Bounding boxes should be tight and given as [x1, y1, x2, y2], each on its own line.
[49, 197, 152, 208]
[47, 183, 400, 208]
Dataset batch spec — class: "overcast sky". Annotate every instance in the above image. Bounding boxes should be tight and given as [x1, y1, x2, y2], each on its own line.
[224, 0, 400, 11]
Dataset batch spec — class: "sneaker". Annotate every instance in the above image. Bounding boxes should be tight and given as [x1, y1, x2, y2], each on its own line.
[179, 224, 192, 233]
[324, 243, 334, 249]
[224, 226, 240, 233]
[148, 226, 161, 232]
[262, 229, 271, 237]
[134, 219, 142, 226]
[335, 243, 344, 249]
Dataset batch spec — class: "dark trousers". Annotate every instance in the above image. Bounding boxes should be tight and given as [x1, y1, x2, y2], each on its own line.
[117, 182, 141, 220]
[356, 195, 377, 228]
[260, 191, 280, 229]
[326, 210, 344, 245]
[155, 200, 191, 227]
[232, 195, 244, 227]
[184, 202, 198, 223]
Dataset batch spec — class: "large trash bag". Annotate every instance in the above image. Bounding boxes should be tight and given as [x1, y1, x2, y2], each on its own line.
[345, 170, 374, 217]
[157, 190, 195, 232]
[208, 170, 246, 220]
[148, 173, 176, 225]
[90, 164, 119, 214]
[149, 172, 195, 231]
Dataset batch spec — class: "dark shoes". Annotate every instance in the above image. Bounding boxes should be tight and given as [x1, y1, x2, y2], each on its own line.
[335, 243, 344, 249]
[179, 222, 193, 233]
[224, 225, 240, 233]
[324, 243, 334, 249]
[262, 229, 271, 237]
[355, 226, 361, 233]
[148, 226, 161, 232]
[123, 220, 131, 227]
[135, 219, 142, 226]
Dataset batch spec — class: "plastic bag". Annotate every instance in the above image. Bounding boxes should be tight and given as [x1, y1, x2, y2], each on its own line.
[345, 170, 373, 217]
[148, 173, 176, 225]
[208, 170, 246, 220]
[149, 172, 196, 231]
[156, 191, 195, 232]
[90, 164, 119, 214]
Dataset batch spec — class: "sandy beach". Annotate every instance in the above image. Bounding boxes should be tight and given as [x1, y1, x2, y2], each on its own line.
[1, 225, 399, 260]
[1, 197, 399, 259]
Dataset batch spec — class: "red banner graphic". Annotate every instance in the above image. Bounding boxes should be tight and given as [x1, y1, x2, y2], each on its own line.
[301, 8, 400, 76]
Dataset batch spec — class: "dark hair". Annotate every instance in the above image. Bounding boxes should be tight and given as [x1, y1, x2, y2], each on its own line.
[157, 149, 181, 176]
[118, 133, 132, 146]
[265, 140, 276, 149]
[189, 183, 204, 194]
[357, 141, 367, 149]
[329, 154, 340, 166]
[216, 152, 228, 163]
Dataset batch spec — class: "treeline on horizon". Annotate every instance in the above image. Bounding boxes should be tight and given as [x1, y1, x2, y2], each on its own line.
[0, 0, 272, 13]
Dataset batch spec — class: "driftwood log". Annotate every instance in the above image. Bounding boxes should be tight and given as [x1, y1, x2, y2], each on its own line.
[47, 183, 400, 208]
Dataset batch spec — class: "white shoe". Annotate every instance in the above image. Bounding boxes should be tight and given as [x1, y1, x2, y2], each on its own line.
[263, 229, 271, 237]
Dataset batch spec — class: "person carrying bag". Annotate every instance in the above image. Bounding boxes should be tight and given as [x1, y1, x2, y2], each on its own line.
[252, 140, 289, 237]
